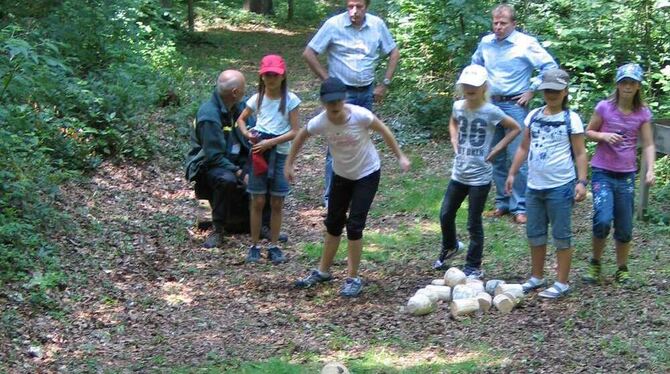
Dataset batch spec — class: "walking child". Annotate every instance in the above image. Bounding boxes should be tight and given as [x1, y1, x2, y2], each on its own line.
[505, 68, 588, 298]
[237, 54, 301, 264]
[582, 63, 656, 285]
[286, 77, 410, 297]
[433, 65, 521, 278]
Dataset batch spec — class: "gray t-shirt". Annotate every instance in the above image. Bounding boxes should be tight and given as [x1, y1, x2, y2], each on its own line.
[451, 100, 506, 185]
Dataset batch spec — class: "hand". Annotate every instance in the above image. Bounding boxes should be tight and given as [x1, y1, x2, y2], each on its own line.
[514, 91, 534, 106]
[484, 151, 495, 163]
[574, 183, 587, 202]
[504, 175, 514, 196]
[284, 164, 295, 184]
[645, 170, 656, 186]
[398, 154, 411, 172]
[373, 84, 388, 103]
[602, 132, 624, 144]
[251, 139, 272, 153]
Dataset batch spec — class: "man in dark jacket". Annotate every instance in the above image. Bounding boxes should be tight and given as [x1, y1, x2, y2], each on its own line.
[186, 70, 250, 248]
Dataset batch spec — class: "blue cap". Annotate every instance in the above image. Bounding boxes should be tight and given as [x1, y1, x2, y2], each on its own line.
[615, 63, 644, 83]
[320, 77, 347, 102]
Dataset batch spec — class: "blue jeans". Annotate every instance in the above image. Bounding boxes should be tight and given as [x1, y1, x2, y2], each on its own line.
[325, 169, 380, 240]
[591, 168, 635, 243]
[491, 100, 528, 215]
[439, 180, 491, 268]
[323, 84, 374, 206]
[526, 180, 575, 250]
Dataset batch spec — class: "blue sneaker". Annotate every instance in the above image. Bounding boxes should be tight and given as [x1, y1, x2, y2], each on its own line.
[463, 266, 485, 280]
[267, 246, 287, 264]
[339, 277, 363, 297]
[246, 245, 261, 263]
[295, 269, 332, 288]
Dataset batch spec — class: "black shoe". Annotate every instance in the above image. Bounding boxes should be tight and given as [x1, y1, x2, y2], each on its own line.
[246, 245, 261, 263]
[267, 246, 287, 264]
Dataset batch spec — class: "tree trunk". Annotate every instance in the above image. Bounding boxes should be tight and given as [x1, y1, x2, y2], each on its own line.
[187, 0, 194, 32]
[287, 0, 294, 20]
[244, 0, 274, 15]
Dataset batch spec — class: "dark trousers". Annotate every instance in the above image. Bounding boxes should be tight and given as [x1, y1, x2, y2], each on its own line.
[325, 169, 380, 240]
[439, 180, 491, 268]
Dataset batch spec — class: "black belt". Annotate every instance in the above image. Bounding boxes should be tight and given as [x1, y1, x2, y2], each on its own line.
[491, 94, 521, 102]
[345, 84, 373, 92]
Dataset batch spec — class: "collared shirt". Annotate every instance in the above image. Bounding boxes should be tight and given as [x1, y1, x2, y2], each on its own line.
[308, 12, 396, 87]
[472, 30, 557, 96]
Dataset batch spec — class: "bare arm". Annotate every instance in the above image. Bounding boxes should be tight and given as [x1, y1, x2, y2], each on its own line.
[449, 116, 459, 154]
[236, 107, 254, 139]
[284, 127, 312, 184]
[639, 121, 656, 186]
[303, 47, 328, 81]
[486, 115, 521, 162]
[505, 127, 531, 195]
[585, 112, 624, 145]
[369, 117, 411, 172]
[571, 133, 588, 202]
[374, 47, 400, 103]
[251, 108, 300, 153]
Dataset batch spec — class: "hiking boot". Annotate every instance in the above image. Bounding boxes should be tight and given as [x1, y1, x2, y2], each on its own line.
[267, 246, 287, 264]
[614, 266, 631, 285]
[463, 266, 485, 280]
[260, 225, 288, 243]
[340, 277, 363, 297]
[432, 241, 465, 270]
[202, 231, 223, 248]
[295, 269, 332, 288]
[582, 258, 602, 284]
[246, 245, 261, 263]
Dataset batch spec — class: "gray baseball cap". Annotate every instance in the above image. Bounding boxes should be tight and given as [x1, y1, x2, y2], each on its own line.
[538, 68, 570, 90]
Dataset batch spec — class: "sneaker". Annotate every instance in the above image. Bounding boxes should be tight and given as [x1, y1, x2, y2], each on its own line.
[614, 267, 631, 285]
[260, 226, 288, 243]
[522, 277, 547, 293]
[246, 245, 261, 263]
[538, 283, 570, 299]
[582, 258, 602, 284]
[295, 269, 332, 288]
[463, 266, 485, 280]
[340, 277, 363, 297]
[432, 241, 465, 270]
[202, 231, 222, 248]
[267, 246, 287, 264]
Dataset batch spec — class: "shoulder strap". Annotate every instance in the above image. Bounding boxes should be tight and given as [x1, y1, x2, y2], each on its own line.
[528, 106, 544, 129]
[564, 109, 572, 136]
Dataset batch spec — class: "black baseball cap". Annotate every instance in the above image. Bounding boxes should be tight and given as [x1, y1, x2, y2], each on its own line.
[320, 77, 347, 102]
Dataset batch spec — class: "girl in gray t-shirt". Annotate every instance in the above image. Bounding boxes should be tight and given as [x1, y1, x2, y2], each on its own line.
[433, 65, 521, 278]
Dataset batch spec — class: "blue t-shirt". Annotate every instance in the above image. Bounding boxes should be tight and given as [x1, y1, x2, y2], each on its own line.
[246, 92, 301, 154]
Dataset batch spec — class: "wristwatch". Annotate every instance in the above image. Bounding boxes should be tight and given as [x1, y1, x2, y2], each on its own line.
[577, 179, 589, 187]
[382, 77, 392, 86]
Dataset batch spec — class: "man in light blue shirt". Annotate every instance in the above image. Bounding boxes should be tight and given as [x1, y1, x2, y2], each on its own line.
[303, 0, 400, 207]
[472, 4, 557, 224]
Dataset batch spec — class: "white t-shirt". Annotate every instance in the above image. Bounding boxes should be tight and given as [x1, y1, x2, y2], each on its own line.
[246, 92, 301, 154]
[451, 100, 506, 186]
[307, 104, 380, 180]
[524, 107, 584, 189]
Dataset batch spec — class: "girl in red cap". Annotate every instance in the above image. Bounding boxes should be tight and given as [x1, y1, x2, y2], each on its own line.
[237, 54, 301, 264]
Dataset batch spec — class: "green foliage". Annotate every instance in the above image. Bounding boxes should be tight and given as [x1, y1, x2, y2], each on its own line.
[1, 0, 184, 292]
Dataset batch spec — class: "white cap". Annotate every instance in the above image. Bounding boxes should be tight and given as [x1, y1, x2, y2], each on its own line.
[456, 64, 488, 86]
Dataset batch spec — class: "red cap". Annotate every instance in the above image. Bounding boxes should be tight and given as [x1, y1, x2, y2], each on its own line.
[259, 54, 286, 75]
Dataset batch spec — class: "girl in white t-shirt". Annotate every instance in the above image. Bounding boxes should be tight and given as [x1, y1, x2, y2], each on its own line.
[285, 77, 410, 297]
[237, 54, 300, 265]
[505, 68, 588, 299]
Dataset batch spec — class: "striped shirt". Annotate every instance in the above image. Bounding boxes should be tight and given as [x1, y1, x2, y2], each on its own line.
[471, 30, 557, 96]
[308, 12, 397, 87]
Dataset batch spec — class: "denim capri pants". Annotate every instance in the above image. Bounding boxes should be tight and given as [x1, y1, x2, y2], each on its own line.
[591, 167, 635, 243]
[525, 180, 575, 250]
[247, 153, 290, 197]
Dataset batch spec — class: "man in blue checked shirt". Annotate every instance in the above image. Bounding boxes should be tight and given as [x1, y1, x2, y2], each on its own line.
[472, 4, 557, 225]
[303, 0, 400, 208]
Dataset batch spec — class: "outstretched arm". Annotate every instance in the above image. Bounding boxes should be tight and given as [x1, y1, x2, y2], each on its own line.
[369, 117, 410, 172]
[505, 128, 531, 195]
[486, 115, 521, 162]
[284, 127, 311, 184]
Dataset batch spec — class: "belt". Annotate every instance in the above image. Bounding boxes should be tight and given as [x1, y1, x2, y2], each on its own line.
[345, 84, 373, 92]
[491, 94, 521, 102]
